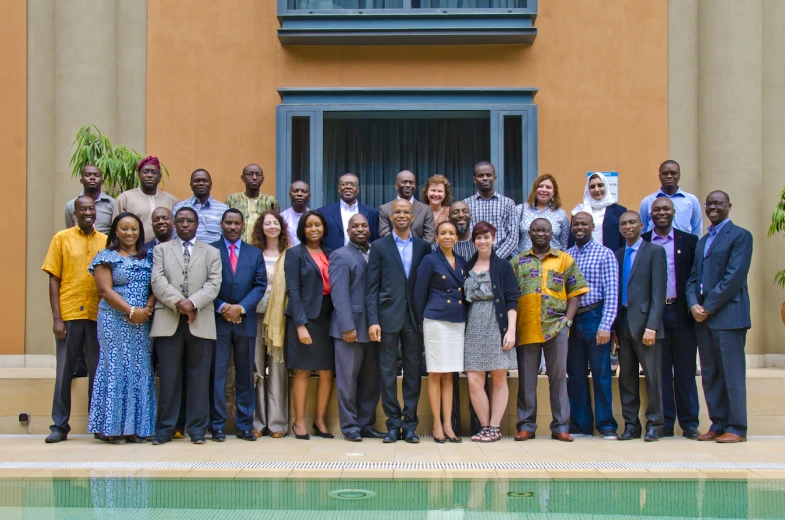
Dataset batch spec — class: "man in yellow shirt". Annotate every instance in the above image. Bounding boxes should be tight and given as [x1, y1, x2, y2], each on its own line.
[511, 218, 589, 442]
[225, 163, 279, 243]
[42, 195, 107, 443]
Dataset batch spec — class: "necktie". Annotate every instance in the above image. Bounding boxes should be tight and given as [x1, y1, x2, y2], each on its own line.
[182, 242, 191, 297]
[229, 243, 238, 274]
[621, 247, 633, 306]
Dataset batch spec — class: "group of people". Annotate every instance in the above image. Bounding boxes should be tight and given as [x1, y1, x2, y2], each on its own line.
[44, 155, 752, 446]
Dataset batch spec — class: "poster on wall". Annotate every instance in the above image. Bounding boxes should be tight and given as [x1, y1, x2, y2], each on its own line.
[588, 171, 619, 201]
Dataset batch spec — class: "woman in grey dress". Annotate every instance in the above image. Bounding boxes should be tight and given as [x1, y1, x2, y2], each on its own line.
[464, 221, 520, 443]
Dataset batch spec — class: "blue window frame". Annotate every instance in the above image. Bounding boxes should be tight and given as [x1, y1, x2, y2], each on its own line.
[276, 87, 538, 208]
[277, 0, 537, 46]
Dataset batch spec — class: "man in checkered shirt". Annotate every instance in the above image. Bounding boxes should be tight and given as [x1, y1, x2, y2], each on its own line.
[462, 161, 518, 260]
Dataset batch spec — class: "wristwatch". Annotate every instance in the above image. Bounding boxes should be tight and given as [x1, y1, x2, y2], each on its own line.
[565, 318, 573, 328]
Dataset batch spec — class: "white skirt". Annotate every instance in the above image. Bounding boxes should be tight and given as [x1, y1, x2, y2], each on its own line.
[423, 318, 465, 373]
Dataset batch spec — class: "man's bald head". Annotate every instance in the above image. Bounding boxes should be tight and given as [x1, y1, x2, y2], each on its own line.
[395, 170, 417, 200]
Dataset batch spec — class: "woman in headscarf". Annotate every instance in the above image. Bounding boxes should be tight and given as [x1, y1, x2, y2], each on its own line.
[567, 172, 627, 252]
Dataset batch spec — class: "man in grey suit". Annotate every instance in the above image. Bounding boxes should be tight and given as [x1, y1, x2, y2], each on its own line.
[329, 214, 384, 442]
[687, 191, 753, 443]
[614, 211, 667, 441]
[378, 170, 435, 242]
[151, 206, 222, 445]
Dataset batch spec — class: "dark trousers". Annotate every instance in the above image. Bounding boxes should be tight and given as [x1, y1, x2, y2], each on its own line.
[50, 319, 99, 433]
[155, 316, 215, 439]
[378, 312, 423, 433]
[695, 324, 747, 437]
[617, 310, 664, 432]
[210, 331, 255, 432]
[567, 304, 617, 434]
[335, 338, 381, 434]
[661, 304, 700, 431]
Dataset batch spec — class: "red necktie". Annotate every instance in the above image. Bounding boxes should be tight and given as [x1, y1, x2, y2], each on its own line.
[229, 243, 238, 274]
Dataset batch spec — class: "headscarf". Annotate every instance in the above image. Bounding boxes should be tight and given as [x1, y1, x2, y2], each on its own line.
[137, 156, 160, 172]
[572, 172, 616, 215]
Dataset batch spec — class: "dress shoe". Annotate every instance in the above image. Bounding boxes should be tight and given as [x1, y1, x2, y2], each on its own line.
[151, 435, 171, 445]
[313, 423, 335, 439]
[191, 436, 207, 444]
[682, 427, 701, 439]
[404, 430, 420, 444]
[433, 433, 447, 444]
[644, 429, 660, 442]
[344, 431, 362, 442]
[618, 427, 641, 441]
[551, 432, 574, 442]
[271, 431, 286, 439]
[173, 431, 185, 440]
[127, 435, 147, 444]
[360, 428, 386, 439]
[45, 431, 67, 443]
[696, 431, 720, 442]
[211, 429, 226, 442]
[514, 430, 535, 441]
[252, 430, 262, 438]
[383, 429, 401, 443]
[599, 429, 618, 440]
[108, 436, 126, 445]
[447, 436, 462, 443]
[661, 429, 675, 438]
[716, 432, 747, 443]
[237, 430, 257, 441]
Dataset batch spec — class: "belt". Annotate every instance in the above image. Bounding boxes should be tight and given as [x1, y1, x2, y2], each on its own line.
[665, 297, 678, 305]
[577, 301, 603, 315]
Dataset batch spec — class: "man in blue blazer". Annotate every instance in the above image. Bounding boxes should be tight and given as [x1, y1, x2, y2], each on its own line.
[686, 191, 752, 443]
[210, 209, 267, 441]
[318, 173, 379, 251]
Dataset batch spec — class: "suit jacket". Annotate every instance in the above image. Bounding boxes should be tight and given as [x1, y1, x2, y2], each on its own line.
[317, 202, 379, 252]
[642, 228, 698, 326]
[686, 221, 752, 330]
[413, 248, 467, 325]
[211, 240, 267, 338]
[614, 240, 667, 341]
[365, 233, 432, 334]
[151, 239, 222, 340]
[378, 199, 435, 243]
[328, 244, 371, 342]
[284, 244, 332, 327]
[567, 203, 627, 252]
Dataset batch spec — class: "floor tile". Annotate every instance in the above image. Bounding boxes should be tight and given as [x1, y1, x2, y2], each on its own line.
[340, 468, 394, 480]
[546, 469, 606, 480]
[24, 469, 89, 479]
[235, 468, 292, 479]
[288, 468, 343, 479]
[393, 469, 445, 480]
[597, 469, 659, 480]
[181, 468, 242, 479]
[495, 469, 552, 480]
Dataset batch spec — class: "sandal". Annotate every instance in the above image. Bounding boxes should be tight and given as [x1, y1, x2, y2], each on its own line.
[471, 426, 491, 442]
[484, 426, 502, 443]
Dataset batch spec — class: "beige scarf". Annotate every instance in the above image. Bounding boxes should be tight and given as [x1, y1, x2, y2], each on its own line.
[261, 250, 289, 363]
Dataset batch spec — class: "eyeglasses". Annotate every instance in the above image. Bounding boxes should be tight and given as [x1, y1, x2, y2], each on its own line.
[703, 202, 727, 209]
[175, 218, 197, 224]
[338, 182, 359, 188]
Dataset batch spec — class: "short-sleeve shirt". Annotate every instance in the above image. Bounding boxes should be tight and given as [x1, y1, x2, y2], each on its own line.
[65, 191, 116, 235]
[511, 248, 589, 345]
[41, 226, 108, 321]
[225, 192, 280, 243]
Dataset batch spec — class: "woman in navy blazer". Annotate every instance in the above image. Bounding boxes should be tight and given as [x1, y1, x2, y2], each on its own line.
[413, 221, 467, 443]
[567, 172, 627, 252]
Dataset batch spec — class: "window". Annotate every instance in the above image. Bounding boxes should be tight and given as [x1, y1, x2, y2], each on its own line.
[276, 88, 538, 208]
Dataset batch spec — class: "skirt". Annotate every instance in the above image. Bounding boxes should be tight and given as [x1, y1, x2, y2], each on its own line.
[286, 295, 334, 371]
[423, 318, 465, 373]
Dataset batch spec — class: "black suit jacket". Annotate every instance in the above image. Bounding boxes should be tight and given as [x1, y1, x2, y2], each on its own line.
[615, 240, 667, 341]
[211, 240, 267, 337]
[317, 202, 379, 252]
[365, 233, 432, 334]
[642, 228, 698, 326]
[568, 203, 627, 251]
[284, 244, 332, 327]
[412, 248, 467, 325]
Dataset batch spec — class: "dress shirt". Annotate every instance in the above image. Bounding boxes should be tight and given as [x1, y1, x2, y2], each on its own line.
[339, 199, 359, 245]
[566, 239, 619, 332]
[517, 203, 571, 254]
[281, 207, 308, 246]
[350, 241, 370, 263]
[431, 239, 477, 262]
[621, 237, 643, 308]
[651, 228, 678, 299]
[462, 191, 518, 259]
[65, 191, 116, 235]
[225, 192, 279, 243]
[394, 232, 414, 278]
[172, 196, 229, 243]
[640, 187, 703, 236]
[177, 237, 196, 256]
[701, 218, 731, 294]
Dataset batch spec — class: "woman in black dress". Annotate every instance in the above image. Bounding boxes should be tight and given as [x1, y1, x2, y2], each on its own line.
[284, 210, 334, 440]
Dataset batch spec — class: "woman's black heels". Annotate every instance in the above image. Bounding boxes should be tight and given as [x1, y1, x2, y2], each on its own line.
[447, 435, 462, 444]
[312, 423, 334, 439]
[293, 425, 310, 440]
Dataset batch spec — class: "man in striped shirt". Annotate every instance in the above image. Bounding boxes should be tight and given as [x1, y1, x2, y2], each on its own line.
[462, 162, 518, 260]
[431, 201, 476, 261]
[565, 212, 620, 439]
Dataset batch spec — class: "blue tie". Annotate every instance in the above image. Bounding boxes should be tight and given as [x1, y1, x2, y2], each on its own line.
[621, 247, 633, 306]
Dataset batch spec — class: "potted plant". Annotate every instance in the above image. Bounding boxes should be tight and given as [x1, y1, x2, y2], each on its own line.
[768, 185, 785, 324]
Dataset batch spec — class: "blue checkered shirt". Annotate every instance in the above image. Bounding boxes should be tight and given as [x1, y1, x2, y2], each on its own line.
[462, 191, 518, 259]
[172, 196, 230, 243]
[566, 238, 619, 332]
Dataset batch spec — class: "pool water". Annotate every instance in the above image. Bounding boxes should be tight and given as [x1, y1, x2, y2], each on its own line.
[1, 478, 784, 519]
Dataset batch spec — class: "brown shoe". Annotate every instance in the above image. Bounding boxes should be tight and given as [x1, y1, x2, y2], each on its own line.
[252, 430, 262, 438]
[271, 431, 285, 439]
[716, 432, 747, 443]
[514, 430, 535, 441]
[551, 432, 574, 442]
[696, 431, 720, 441]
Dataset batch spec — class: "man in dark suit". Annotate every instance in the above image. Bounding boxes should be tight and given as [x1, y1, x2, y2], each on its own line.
[378, 170, 435, 242]
[329, 214, 384, 442]
[687, 191, 753, 443]
[210, 209, 267, 441]
[318, 173, 379, 251]
[144, 207, 175, 250]
[643, 197, 701, 439]
[366, 199, 432, 443]
[614, 210, 667, 441]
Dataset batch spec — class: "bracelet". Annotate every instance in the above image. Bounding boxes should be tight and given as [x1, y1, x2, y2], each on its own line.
[129, 306, 135, 319]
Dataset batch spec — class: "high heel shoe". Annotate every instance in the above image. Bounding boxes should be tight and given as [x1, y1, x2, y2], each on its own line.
[447, 435, 462, 444]
[293, 425, 310, 440]
[312, 423, 335, 439]
[433, 435, 447, 444]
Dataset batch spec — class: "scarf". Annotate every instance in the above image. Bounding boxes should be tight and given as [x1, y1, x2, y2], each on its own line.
[261, 250, 289, 363]
[572, 172, 616, 215]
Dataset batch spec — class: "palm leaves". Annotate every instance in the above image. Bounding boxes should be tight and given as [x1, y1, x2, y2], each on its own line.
[768, 186, 785, 288]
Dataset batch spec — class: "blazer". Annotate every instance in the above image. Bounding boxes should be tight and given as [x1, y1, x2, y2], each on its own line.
[378, 199, 435, 243]
[365, 233, 432, 334]
[317, 202, 379, 252]
[284, 244, 332, 327]
[328, 244, 371, 342]
[567, 203, 627, 252]
[150, 239, 222, 340]
[413, 248, 467, 325]
[211, 240, 267, 338]
[614, 240, 667, 341]
[642, 228, 698, 326]
[686, 221, 752, 330]
[465, 252, 521, 342]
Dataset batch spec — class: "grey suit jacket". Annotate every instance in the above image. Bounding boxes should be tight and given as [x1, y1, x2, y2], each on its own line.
[378, 199, 435, 243]
[150, 239, 222, 340]
[328, 244, 371, 343]
[615, 240, 667, 341]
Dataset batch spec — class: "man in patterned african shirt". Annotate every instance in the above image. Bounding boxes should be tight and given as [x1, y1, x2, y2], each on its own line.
[225, 163, 279, 243]
[511, 218, 589, 443]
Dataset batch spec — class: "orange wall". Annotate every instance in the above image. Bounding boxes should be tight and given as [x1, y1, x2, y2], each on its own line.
[1, 0, 27, 355]
[147, 0, 667, 212]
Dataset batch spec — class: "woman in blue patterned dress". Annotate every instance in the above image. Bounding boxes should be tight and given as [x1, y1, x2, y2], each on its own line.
[88, 212, 156, 444]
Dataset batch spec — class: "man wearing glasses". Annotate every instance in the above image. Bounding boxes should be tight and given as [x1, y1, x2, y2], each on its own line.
[639, 160, 704, 236]
[379, 170, 435, 243]
[318, 173, 380, 251]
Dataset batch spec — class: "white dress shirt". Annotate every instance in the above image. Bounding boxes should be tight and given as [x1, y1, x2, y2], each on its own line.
[339, 199, 359, 245]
